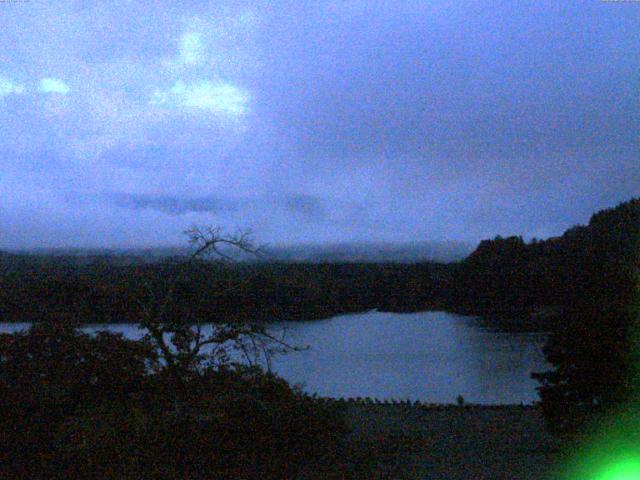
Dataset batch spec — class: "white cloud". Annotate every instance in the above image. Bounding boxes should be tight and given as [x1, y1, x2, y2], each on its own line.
[182, 81, 249, 115]
[177, 31, 204, 66]
[39, 77, 71, 95]
[151, 17, 256, 120]
[0, 78, 25, 97]
[1, 5, 255, 169]
[152, 80, 250, 116]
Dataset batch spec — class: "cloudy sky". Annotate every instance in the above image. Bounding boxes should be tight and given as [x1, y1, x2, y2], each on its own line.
[1, 0, 638, 249]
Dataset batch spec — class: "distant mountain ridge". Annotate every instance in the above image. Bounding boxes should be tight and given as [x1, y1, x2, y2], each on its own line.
[262, 241, 473, 263]
[0, 198, 638, 326]
[8, 240, 473, 265]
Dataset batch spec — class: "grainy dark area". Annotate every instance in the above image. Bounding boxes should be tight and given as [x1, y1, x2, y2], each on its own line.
[338, 404, 562, 480]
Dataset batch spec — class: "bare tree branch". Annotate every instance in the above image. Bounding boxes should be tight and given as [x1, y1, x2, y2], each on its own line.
[136, 226, 292, 388]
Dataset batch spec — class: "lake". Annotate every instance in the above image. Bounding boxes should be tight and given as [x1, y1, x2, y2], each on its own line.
[0, 310, 549, 404]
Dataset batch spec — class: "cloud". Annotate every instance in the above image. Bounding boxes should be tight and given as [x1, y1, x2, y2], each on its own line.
[152, 80, 250, 116]
[0, 1, 638, 249]
[177, 31, 204, 66]
[0, 78, 24, 97]
[182, 81, 249, 115]
[110, 192, 326, 220]
[282, 194, 327, 219]
[111, 192, 237, 215]
[8, 9, 256, 166]
[38, 78, 70, 95]
[152, 16, 255, 119]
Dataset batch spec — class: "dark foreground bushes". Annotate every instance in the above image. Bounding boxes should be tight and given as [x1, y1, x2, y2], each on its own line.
[0, 322, 348, 480]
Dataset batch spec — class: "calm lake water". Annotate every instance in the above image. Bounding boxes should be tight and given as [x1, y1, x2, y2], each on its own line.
[0, 310, 549, 404]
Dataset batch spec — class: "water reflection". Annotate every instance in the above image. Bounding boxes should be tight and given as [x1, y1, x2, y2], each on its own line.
[269, 311, 549, 404]
[0, 310, 549, 404]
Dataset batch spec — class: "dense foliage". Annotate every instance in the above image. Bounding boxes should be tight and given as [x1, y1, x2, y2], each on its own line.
[451, 198, 640, 316]
[529, 199, 639, 434]
[429, 198, 640, 434]
[0, 321, 348, 479]
[0, 258, 451, 324]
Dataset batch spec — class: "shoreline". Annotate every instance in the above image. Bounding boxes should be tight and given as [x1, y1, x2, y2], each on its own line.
[310, 396, 540, 408]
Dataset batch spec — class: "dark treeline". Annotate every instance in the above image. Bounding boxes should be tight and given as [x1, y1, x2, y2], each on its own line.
[0, 255, 453, 324]
[1, 199, 639, 326]
[450, 198, 640, 317]
[444, 198, 640, 436]
[530, 200, 640, 435]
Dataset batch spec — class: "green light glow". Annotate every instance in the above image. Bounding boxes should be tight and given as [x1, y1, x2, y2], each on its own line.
[556, 268, 640, 480]
[557, 406, 640, 480]
[595, 457, 640, 480]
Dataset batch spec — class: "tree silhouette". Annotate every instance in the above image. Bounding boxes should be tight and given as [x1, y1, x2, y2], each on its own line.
[531, 198, 640, 434]
[0, 227, 345, 480]
[135, 227, 299, 386]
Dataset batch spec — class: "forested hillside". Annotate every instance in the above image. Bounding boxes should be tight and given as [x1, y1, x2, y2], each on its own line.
[0, 258, 451, 323]
[1, 198, 638, 326]
[451, 198, 640, 315]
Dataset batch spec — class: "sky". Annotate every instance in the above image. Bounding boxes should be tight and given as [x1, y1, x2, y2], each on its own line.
[0, 0, 639, 249]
